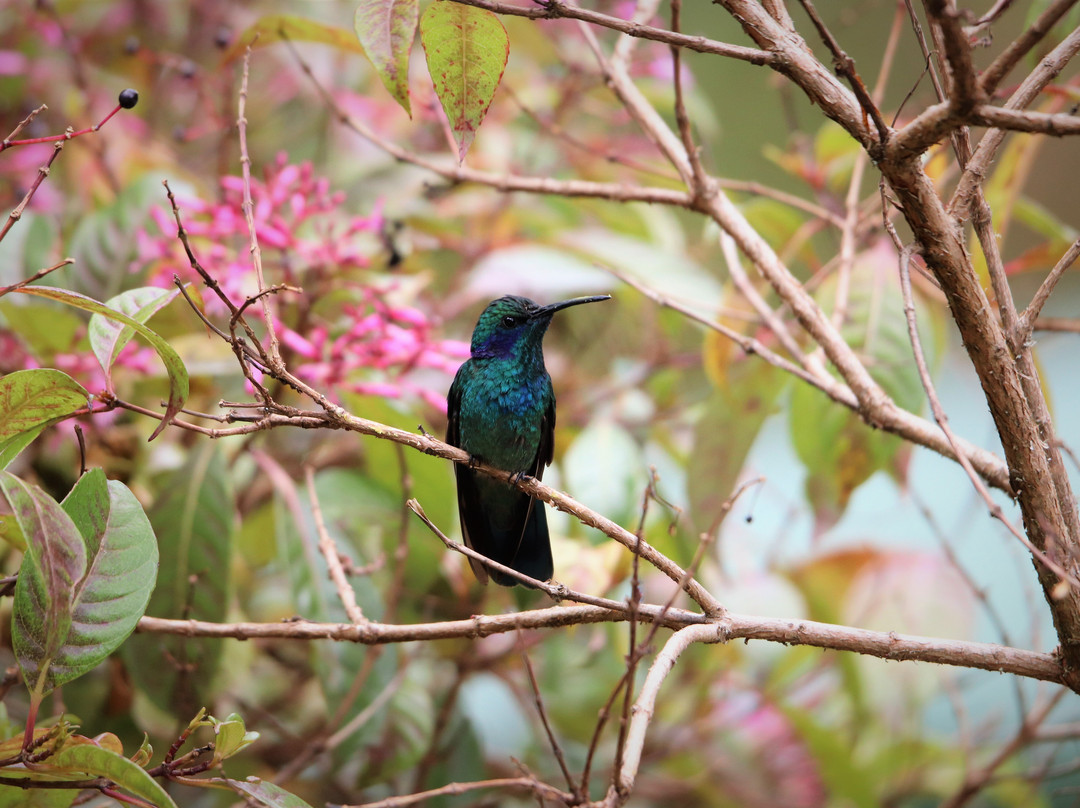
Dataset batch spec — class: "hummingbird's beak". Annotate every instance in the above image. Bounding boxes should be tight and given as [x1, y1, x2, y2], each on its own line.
[533, 295, 611, 318]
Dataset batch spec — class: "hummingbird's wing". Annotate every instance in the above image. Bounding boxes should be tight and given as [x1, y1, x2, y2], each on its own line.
[503, 394, 556, 584]
[447, 376, 490, 585]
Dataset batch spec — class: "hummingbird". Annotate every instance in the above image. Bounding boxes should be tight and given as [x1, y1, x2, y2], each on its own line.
[447, 294, 611, 586]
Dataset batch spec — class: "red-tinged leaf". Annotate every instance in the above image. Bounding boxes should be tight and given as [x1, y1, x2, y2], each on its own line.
[216, 777, 315, 808]
[3, 474, 86, 698]
[223, 14, 366, 63]
[6, 470, 158, 698]
[355, 0, 419, 116]
[0, 369, 89, 469]
[419, 1, 509, 161]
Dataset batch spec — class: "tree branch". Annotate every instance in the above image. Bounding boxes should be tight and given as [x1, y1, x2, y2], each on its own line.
[446, 0, 775, 64]
[134, 610, 1072, 686]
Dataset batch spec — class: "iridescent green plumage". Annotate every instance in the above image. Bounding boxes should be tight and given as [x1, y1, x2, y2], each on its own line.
[447, 294, 610, 586]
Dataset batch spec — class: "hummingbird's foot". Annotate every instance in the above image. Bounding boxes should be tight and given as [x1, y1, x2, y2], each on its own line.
[467, 453, 482, 469]
[508, 470, 534, 486]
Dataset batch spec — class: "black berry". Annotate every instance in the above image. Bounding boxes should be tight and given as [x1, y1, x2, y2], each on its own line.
[118, 88, 139, 109]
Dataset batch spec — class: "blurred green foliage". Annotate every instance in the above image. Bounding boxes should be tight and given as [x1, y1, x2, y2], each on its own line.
[0, 1, 1078, 807]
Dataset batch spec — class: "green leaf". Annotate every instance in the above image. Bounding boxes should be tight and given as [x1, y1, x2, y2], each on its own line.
[89, 287, 179, 385]
[0, 212, 59, 290]
[46, 744, 177, 808]
[790, 246, 928, 527]
[5, 474, 85, 698]
[211, 713, 259, 764]
[123, 444, 234, 714]
[1012, 198, 1078, 243]
[0, 512, 27, 552]
[563, 418, 646, 531]
[218, 777, 315, 808]
[0, 369, 89, 469]
[0, 301, 82, 356]
[688, 363, 784, 534]
[59, 470, 158, 671]
[6, 470, 158, 698]
[813, 120, 861, 190]
[419, 1, 509, 161]
[341, 394, 448, 594]
[65, 175, 162, 303]
[130, 734, 153, 767]
[224, 14, 366, 63]
[13, 286, 189, 440]
[355, 0, 419, 116]
[0, 781, 76, 808]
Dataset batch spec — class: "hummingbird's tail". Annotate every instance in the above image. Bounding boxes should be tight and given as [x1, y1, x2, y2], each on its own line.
[487, 501, 553, 587]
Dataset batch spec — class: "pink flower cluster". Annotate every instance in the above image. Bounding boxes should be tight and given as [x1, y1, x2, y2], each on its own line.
[141, 153, 467, 410]
[278, 295, 468, 412]
[142, 152, 382, 311]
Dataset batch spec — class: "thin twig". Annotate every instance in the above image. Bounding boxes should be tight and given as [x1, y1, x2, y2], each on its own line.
[447, 0, 774, 64]
[719, 230, 813, 369]
[407, 499, 693, 620]
[949, 25, 1080, 216]
[668, 0, 709, 198]
[0, 97, 127, 152]
[1034, 317, 1080, 334]
[796, 0, 890, 143]
[135, 608, 1072, 685]
[978, 0, 1079, 96]
[305, 465, 367, 624]
[518, 633, 579, 798]
[1, 104, 47, 146]
[0, 141, 66, 244]
[611, 265, 1012, 492]
[324, 662, 409, 749]
[237, 45, 281, 366]
[894, 240, 1080, 591]
[612, 474, 652, 790]
[1017, 236, 1080, 343]
[342, 776, 573, 808]
[0, 258, 74, 298]
[940, 689, 1068, 808]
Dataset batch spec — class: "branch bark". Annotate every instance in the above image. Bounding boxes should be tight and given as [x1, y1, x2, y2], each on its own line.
[135, 610, 1070, 686]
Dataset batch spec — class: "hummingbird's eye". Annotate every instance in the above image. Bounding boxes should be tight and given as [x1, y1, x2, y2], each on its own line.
[501, 315, 519, 328]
